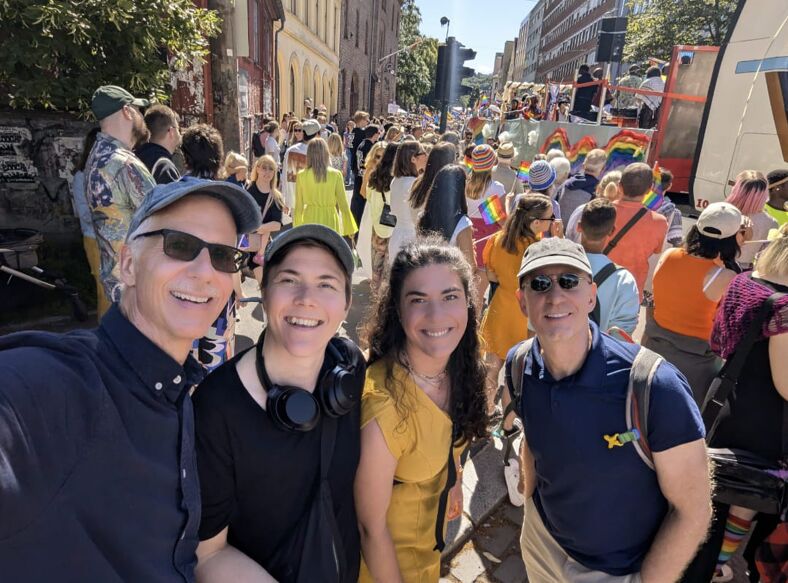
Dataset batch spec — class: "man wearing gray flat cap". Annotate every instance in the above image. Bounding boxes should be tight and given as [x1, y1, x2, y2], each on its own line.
[0, 178, 261, 582]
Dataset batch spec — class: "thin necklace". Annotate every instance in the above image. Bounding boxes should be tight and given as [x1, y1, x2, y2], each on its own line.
[402, 352, 447, 386]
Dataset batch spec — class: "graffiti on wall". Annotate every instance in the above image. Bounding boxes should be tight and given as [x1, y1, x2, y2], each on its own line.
[0, 127, 38, 184]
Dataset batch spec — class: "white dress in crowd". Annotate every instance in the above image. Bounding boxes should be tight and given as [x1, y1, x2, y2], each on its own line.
[387, 176, 418, 261]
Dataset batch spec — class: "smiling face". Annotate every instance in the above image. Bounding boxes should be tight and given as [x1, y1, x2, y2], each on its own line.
[262, 245, 350, 358]
[517, 265, 596, 345]
[118, 195, 237, 360]
[399, 264, 469, 365]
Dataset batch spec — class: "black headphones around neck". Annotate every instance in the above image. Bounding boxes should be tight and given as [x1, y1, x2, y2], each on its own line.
[255, 331, 364, 432]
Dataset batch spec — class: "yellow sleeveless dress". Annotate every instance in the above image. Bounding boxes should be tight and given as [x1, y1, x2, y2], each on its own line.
[358, 360, 461, 583]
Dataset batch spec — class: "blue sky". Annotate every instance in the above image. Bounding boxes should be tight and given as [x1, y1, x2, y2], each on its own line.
[415, 1, 539, 74]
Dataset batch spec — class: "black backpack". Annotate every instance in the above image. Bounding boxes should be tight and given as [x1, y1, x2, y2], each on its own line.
[251, 130, 266, 157]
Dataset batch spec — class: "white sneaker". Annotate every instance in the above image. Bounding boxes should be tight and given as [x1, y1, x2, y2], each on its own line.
[504, 458, 524, 507]
[711, 564, 733, 583]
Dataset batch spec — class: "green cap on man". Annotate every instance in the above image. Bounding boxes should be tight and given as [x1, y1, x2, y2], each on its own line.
[91, 85, 150, 121]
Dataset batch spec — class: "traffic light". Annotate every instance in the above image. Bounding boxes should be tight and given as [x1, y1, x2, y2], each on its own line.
[435, 37, 476, 105]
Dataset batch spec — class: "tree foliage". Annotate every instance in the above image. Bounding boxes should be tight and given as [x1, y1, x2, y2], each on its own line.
[0, 0, 221, 113]
[624, 0, 737, 63]
[395, 0, 438, 111]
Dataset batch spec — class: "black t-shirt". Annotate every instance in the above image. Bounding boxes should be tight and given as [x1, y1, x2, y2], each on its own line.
[193, 351, 361, 583]
[246, 183, 284, 224]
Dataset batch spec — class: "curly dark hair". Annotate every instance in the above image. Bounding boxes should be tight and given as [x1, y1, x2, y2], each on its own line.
[181, 123, 224, 179]
[684, 225, 742, 273]
[365, 236, 489, 445]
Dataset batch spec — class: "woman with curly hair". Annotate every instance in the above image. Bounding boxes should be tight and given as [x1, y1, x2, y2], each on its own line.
[355, 237, 488, 583]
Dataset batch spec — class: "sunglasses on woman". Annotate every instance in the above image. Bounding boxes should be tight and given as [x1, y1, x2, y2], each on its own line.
[134, 229, 246, 273]
[526, 273, 587, 293]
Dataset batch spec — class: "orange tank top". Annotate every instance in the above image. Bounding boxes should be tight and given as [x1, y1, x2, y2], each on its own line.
[652, 248, 720, 341]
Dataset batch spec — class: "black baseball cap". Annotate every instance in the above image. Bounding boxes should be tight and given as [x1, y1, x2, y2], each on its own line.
[265, 224, 354, 278]
[91, 85, 150, 121]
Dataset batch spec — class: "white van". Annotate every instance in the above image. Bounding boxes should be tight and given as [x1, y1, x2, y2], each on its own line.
[691, 0, 788, 211]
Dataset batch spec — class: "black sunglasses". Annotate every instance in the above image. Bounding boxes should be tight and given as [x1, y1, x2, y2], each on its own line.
[134, 229, 245, 273]
[527, 273, 586, 293]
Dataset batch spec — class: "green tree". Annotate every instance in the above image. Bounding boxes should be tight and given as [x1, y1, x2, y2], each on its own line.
[396, 0, 438, 111]
[624, 0, 737, 62]
[0, 0, 220, 113]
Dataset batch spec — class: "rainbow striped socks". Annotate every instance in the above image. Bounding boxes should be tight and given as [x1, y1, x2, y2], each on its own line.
[715, 513, 752, 574]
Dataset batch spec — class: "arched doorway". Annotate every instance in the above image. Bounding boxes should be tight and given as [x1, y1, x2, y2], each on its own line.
[289, 65, 297, 114]
[349, 72, 359, 116]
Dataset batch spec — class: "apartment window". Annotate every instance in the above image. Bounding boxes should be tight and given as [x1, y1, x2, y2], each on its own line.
[343, 0, 349, 38]
[365, 20, 369, 55]
[355, 10, 359, 47]
[251, 0, 260, 63]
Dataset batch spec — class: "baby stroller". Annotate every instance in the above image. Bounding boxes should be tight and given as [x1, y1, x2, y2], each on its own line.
[0, 228, 88, 322]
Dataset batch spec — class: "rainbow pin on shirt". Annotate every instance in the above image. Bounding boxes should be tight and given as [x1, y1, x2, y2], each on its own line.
[479, 194, 507, 225]
[604, 428, 641, 449]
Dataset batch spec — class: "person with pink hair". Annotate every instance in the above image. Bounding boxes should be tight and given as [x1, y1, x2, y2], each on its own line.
[725, 170, 777, 268]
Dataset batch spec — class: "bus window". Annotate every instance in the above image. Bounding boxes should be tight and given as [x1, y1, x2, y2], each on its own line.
[766, 71, 788, 162]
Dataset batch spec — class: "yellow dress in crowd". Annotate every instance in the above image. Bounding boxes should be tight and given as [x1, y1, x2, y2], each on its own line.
[480, 233, 535, 360]
[294, 167, 358, 236]
[358, 360, 461, 583]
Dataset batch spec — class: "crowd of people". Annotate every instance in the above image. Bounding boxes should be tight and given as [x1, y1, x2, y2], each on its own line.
[0, 83, 787, 583]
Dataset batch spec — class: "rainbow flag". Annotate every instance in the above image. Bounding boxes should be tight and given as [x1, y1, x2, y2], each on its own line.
[463, 156, 473, 171]
[643, 163, 664, 210]
[479, 94, 490, 108]
[566, 135, 599, 174]
[602, 130, 651, 174]
[479, 195, 507, 225]
[540, 128, 571, 156]
[467, 116, 485, 145]
[517, 161, 531, 183]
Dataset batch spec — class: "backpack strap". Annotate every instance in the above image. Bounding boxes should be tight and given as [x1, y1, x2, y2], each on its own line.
[503, 338, 535, 420]
[626, 347, 663, 471]
[603, 207, 648, 255]
[590, 262, 621, 326]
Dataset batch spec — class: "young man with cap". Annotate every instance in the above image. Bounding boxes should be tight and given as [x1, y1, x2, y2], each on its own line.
[0, 178, 261, 582]
[85, 84, 157, 315]
[134, 104, 182, 185]
[765, 169, 788, 226]
[505, 237, 711, 583]
[492, 142, 525, 196]
[281, 118, 321, 223]
[193, 225, 365, 583]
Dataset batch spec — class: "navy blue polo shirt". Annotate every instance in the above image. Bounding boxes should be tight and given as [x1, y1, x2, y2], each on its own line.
[511, 322, 704, 575]
[0, 305, 204, 582]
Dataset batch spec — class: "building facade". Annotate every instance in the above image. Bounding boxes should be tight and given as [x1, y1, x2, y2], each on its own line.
[336, 0, 402, 124]
[523, 0, 545, 82]
[513, 17, 529, 82]
[277, 0, 341, 120]
[535, 0, 625, 83]
[490, 52, 504, 97]
[207, 0, 285, 160]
